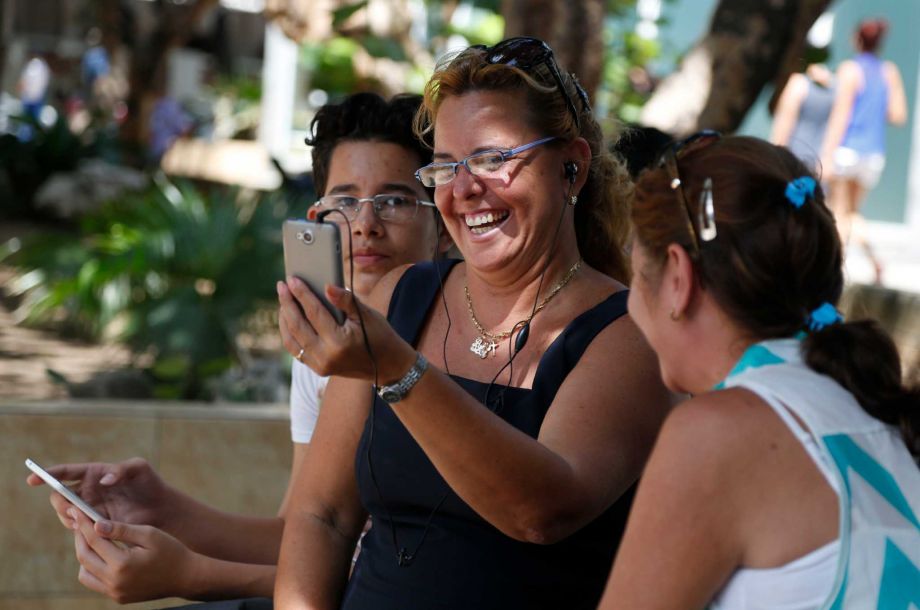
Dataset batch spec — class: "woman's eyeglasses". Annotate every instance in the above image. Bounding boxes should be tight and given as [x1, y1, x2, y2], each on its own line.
[310, 194, 436, 223]
[474, 37, 591, 128]
[415, 136, 556, 188]
[658, 130, 722, 253]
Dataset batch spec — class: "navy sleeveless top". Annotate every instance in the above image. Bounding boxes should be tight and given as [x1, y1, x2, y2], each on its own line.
[341, 259, 635, 610]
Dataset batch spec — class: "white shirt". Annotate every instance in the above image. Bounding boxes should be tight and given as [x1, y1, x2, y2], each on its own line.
[712, 338, 920, 609]
[20, 57, 50, 102]
[289, 360, 329, 444]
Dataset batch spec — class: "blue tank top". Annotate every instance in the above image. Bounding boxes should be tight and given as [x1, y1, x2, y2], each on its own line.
[342, 259, 635, 610]
[841, 53, 889, 155]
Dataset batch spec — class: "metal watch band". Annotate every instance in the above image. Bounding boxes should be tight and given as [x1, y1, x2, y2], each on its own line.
[377, 353, 429, 403]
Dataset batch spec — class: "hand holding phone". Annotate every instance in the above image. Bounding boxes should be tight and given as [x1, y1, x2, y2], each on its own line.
[25, 458, 105, 523]
[282, 219, 346, 324]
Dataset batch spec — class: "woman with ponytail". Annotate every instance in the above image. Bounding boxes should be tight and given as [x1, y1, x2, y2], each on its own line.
[598, 135, 920, 609]
[819, 18, 907, 284]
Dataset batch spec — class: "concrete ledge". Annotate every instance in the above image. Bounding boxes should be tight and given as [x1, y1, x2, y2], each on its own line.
[841, 283, 920, 380]
[0, 400, 290, 421]
[2, 401, 293, 609]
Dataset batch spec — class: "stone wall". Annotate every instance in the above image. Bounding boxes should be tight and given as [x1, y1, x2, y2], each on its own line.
[841, 284, 920, 383]
[0, 401, 292, 610]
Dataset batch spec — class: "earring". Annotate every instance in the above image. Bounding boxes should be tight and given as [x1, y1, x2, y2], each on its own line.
[569, 195, 578, 206]
[669, 309, 681, 321]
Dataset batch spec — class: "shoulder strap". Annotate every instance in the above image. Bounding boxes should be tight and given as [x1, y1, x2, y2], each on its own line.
[386, 258, 460, 346]
[531, 290, 630, 406]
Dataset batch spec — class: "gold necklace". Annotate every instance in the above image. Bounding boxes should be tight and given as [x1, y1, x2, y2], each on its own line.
[464, 259, 582, 359]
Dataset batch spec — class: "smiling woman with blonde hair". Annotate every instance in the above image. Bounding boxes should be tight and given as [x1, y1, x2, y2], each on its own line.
[272, 37, 672, 610]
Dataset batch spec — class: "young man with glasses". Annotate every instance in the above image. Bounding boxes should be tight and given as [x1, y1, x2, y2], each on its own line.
[29, 92, 451, 606]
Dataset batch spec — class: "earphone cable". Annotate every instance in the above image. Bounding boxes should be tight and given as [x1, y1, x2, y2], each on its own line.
[319, 207, 452, 567]
[482, 181, 575, 410]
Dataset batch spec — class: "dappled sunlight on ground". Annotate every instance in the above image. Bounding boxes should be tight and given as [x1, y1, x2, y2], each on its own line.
[0, 268, 135, 400]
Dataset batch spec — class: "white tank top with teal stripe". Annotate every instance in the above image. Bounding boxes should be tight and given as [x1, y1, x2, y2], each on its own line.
[709, 338, 920, 610]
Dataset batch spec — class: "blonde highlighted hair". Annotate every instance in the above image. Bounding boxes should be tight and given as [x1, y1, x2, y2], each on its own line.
[414, 44, 633, 282]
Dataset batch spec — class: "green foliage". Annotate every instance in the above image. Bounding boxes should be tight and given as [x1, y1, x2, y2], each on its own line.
[298, 0, 664, 131]
[443, 11, 504, 47]
[0, 117, 90, 220]
[359, 35, 410, 61]
[211, 74, 262, 102]
[0, 113, 124, 220]
[4, 177, 297, 399]
[332, 1, 369, 29]
[301, 37, 361, 93]
[601, 26, 662, 124]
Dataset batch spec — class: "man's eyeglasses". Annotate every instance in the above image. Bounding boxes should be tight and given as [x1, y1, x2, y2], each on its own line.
[474, 37, 591, 128]
[310, 194, 436, 223]
[415, 136, 556, 188]
[658, 130, 722, 253]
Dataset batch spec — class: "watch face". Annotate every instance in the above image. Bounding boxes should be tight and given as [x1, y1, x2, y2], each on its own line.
[380, 388, 401, 403]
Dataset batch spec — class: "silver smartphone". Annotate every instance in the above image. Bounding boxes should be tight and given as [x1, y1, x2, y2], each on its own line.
[282, 219, 346, 325]
[25, 458, 105, 523]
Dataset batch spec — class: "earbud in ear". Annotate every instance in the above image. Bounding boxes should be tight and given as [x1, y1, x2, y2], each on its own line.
[564, 162, 578, 183]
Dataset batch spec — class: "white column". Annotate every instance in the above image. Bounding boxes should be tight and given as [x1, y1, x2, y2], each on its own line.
[906, 46, 920, 229]
[259, 22, 297, 162]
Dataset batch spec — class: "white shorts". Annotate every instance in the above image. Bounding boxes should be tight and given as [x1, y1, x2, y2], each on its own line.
[833, 147, 885, 189]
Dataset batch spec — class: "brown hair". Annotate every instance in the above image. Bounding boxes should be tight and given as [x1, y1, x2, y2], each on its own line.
[414, 43, 633, 281]
[306, 92, 433, 198]
[632, 136, 920, 457]
[856, 18, 889, 54]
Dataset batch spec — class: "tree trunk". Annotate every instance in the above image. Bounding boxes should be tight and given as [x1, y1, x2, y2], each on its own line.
[0, 0, 14, 91]
[640, 0, 834, 137]
[501, 0, 605, 103]
[120, 0, 220, 164]
[264, 0, 437, 98]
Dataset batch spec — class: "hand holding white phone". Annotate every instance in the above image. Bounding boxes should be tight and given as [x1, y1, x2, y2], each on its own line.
[25, 458, 106, 523]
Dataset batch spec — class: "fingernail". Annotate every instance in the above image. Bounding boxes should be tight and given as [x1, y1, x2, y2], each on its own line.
[99, 473, 116, 485]
[67, 508, 77, 520]
[98, 521, 113, 534]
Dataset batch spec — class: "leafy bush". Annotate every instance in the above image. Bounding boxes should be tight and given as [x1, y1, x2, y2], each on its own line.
[4, 175, 301, 399]
[0, 115, 121, 220]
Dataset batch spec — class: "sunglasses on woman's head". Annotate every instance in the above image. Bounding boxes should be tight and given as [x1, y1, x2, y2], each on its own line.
[473, 37, 591, 128]
[657, 130, 722, 254]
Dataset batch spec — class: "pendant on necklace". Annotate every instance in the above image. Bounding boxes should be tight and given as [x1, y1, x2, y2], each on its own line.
[470, 336, 497, 359]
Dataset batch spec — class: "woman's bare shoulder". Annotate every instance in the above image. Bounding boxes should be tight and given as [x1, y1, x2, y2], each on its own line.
[656, 387, 793, 474]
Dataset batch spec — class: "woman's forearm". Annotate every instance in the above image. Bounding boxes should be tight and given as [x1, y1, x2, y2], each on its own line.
[388, 365, 599, 542]
[378, 331, 666, 545]
[275, 510, 357, 609]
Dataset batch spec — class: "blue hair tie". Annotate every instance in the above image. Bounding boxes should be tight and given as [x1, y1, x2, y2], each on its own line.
[785, 176, 816, 208]
[806, 302, 843, 331]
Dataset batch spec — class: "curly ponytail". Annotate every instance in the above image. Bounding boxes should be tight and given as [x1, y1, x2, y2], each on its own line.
[804, 321, 920, 458]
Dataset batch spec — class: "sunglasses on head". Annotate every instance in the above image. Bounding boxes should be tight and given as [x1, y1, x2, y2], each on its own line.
[657, 130, 722, 254]
[473, 37, 591, 128]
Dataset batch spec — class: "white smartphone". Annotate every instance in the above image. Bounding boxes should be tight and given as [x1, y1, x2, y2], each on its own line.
[282, 219, 346, 325]
[25, 458, 105, 523]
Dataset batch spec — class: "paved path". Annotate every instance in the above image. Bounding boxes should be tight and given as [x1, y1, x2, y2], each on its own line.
[0, 267, 134, 400]
[848, 221, 920, 294]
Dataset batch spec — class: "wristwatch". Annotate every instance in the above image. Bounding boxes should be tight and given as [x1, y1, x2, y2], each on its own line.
[377, 353, 429, 403]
